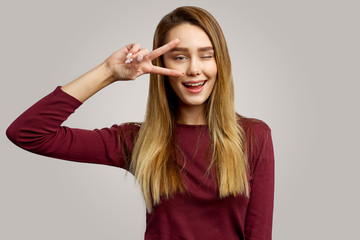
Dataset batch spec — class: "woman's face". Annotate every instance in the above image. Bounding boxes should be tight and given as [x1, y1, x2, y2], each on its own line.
[163, 23, 217, 108]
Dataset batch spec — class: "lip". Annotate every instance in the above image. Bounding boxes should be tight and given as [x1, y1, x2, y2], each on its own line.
[182, 80, 207, 94]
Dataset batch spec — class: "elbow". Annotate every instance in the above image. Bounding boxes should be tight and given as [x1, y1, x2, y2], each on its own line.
[6, 123, 51, 153]
[6, 122, 19, 146]
[6, 121, 40, 149]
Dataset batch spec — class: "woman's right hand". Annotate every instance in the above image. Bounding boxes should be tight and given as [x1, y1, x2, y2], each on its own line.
[61, 39, 182, 102]
[104, 38, 183, 81]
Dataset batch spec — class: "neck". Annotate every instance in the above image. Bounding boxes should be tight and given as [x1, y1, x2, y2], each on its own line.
[176, 103, 207, 125]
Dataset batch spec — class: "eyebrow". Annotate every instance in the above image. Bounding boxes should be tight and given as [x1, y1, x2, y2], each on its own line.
[170, 47, 214, 52]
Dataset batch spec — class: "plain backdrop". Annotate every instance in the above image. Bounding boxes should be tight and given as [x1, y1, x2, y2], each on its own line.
[1, 0, 359, 239]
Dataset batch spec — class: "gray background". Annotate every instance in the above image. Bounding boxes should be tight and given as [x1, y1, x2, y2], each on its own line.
[1, 0, 359, 239]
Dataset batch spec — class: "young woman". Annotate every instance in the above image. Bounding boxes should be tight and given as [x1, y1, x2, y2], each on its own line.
[7, 6, 274, 240]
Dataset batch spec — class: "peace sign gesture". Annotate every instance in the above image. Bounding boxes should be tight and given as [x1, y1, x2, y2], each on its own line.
[105, 38, 183, 81]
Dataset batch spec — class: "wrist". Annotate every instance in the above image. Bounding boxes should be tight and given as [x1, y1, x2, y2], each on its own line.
[98, 61, 116, 86]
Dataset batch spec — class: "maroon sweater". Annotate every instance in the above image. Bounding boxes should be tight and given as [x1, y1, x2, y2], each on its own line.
[6, 87, 274, 240]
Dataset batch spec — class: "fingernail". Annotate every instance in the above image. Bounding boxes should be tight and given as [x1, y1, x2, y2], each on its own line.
[125, 58, 133, 64]
[126, 52, 133, 58]
[136, 55, 143, 62]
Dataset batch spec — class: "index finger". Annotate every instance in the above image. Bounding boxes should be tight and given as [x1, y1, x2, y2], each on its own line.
[147, 38, 180, 60]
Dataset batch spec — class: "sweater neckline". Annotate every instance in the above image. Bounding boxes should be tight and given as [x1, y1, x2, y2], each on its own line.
[175, 123, 208, 128]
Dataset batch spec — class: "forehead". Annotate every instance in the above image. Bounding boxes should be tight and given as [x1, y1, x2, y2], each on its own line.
[166, 23, 213, 49]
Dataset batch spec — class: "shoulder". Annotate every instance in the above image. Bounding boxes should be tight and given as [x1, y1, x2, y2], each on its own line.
[117, 122, 141, 139]
[238, 116, 274, 176]
[238, 116, 271, 138]
[237, 115, 273, 158]
[117, 122, 141, 132]
[114, 122, 142, 158]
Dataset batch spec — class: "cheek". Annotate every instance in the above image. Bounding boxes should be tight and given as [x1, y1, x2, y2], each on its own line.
[166, 62, 184, 72]
[207, 62, 218, 78]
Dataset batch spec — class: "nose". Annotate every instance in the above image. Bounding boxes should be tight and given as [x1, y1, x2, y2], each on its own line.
[186, 59, 201, 76]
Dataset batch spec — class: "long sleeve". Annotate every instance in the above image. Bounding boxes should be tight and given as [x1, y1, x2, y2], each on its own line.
[244, 121, 275, 240]
[6, 87, 138, 169]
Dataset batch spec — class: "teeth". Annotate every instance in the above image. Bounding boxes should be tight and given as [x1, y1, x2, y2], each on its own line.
[184, 82, 205, 87]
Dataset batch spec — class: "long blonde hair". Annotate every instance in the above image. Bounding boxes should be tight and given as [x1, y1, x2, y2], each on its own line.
[130, 6, 249, 212]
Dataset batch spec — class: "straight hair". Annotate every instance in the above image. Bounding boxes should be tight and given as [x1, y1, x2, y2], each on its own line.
[130, 6, 249, 212]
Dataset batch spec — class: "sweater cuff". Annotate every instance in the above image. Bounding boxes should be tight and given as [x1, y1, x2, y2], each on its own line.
[54, 86, 83, 108]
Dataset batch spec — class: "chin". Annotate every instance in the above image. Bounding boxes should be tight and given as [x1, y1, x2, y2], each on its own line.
[181, 97, 208, 107]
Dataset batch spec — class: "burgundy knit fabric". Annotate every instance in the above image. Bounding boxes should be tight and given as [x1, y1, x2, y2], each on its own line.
[7, 87, 274, 240]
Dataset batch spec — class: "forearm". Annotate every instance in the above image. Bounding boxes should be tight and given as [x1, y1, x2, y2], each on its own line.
[61, 62, 115, 102]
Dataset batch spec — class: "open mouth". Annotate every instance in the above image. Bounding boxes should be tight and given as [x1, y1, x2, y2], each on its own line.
[182, 81, 206, 89]
[182, 80, 207, 93]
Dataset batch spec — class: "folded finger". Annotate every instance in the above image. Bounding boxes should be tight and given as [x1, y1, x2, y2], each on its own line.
[127, 43, 141, 54]
[147, 38, 180, 61]
[132, 48, 150, 63]
[125, 43, 141, 63]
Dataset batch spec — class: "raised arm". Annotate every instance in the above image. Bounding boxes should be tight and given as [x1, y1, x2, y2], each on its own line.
[61, 38, 182, 102]
[6, 39, 182, 167]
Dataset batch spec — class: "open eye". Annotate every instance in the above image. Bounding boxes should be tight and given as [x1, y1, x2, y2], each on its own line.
[174, 55, 187, 61]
